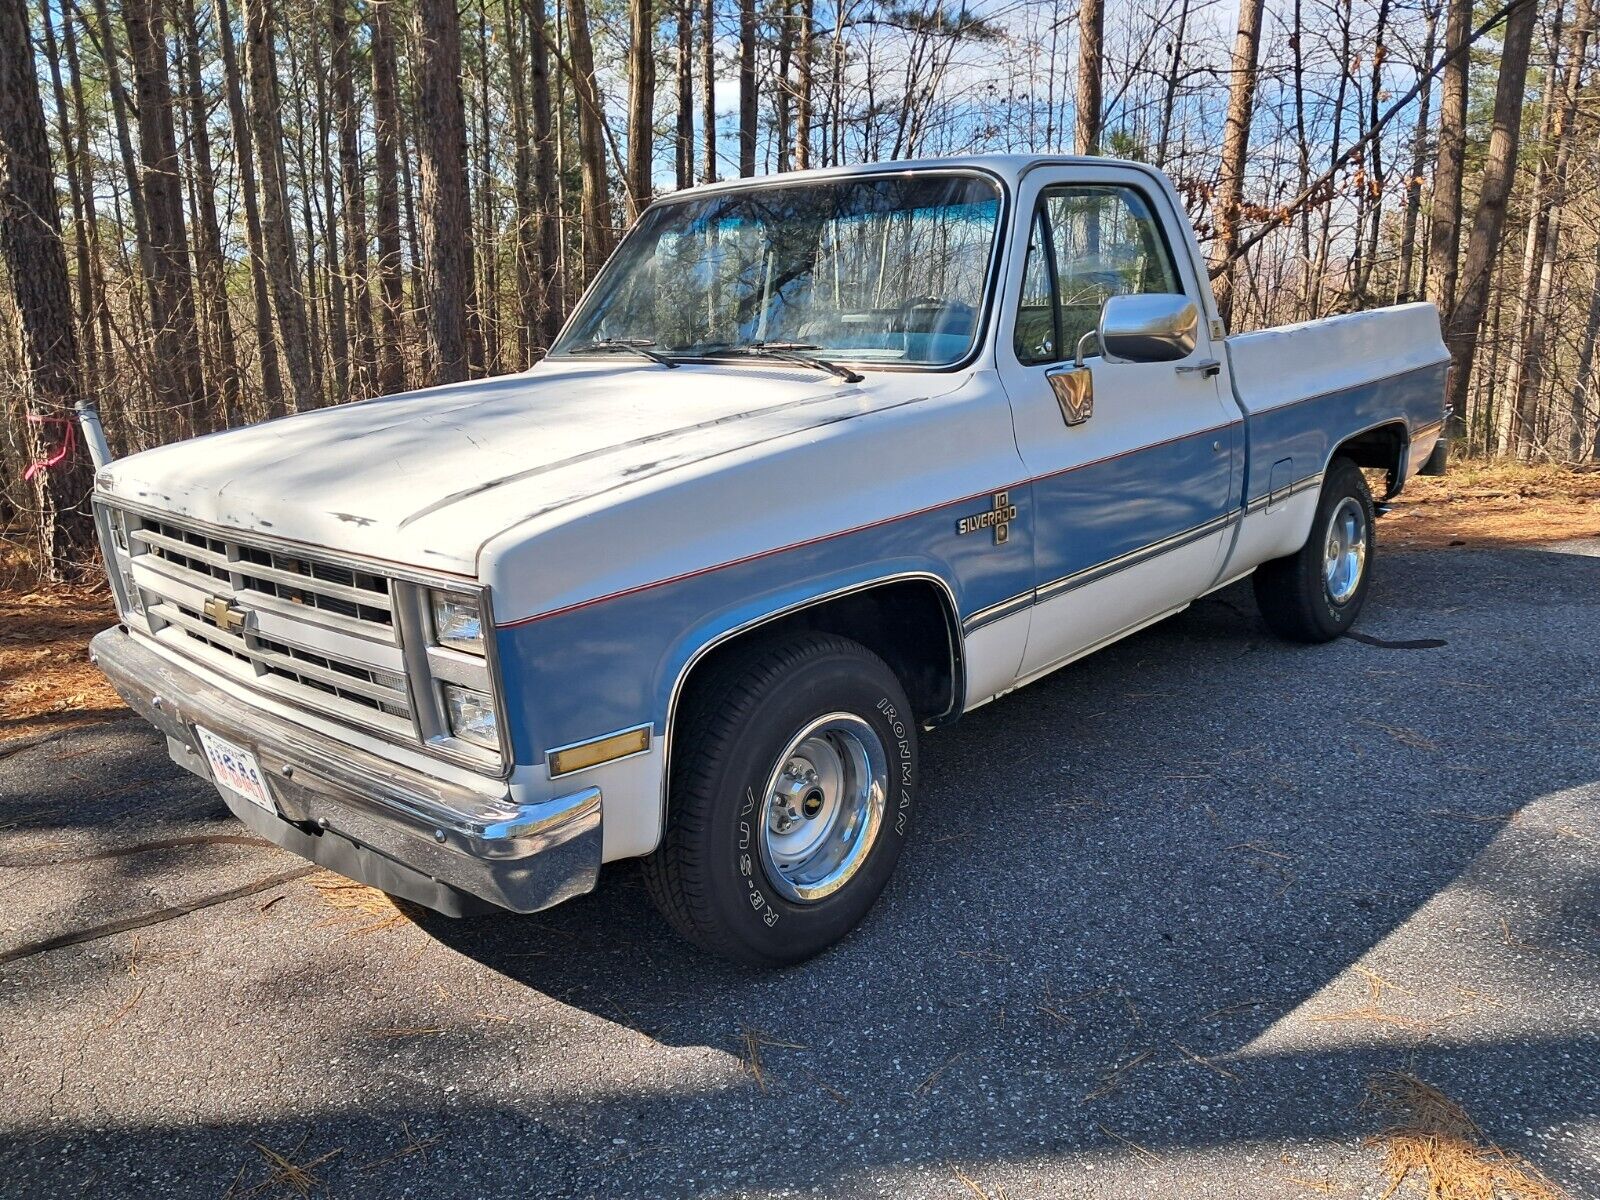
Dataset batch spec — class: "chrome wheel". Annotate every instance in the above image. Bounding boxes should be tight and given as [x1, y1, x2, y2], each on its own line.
[1323, 495, 1368, 605]
[758, 712, 888, 904]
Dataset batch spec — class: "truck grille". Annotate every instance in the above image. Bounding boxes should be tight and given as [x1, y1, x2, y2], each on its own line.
[124, 512, 413, 740]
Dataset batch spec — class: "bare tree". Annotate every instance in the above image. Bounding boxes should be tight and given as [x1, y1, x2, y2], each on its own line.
[415, 0, 480, 383]
[1, 0, 95, 572]
[243, 0, 316, 409]
[1075, 0, 1103, 154]
[739, 0, 756, 174]
[369, 0, 407, 394]
[124, 0, 207, 425]
[1444, 0, 1538, 432]
[1209, 0, 1267, 329]
[627, 0, 656, 216]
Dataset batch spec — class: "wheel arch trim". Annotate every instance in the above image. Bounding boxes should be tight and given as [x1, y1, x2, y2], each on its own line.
[655, 570, 964, 847]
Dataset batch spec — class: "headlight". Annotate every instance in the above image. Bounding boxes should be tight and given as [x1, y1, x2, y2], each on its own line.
[429, 591, 484, 655]
[442, 684, 499, 750]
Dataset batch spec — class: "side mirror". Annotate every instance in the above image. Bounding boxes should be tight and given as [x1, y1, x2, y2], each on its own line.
[1098, 294, 1198, 364]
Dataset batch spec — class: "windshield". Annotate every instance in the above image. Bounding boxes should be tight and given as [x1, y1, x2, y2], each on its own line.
[552, 172, 1003, 368]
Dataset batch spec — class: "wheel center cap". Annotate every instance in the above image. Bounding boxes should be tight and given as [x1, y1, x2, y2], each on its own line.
[801, 788, 825, 818]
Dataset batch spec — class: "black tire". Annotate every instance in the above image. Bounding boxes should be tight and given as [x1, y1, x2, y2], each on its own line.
[1252, 457, 1376, 643]
[641, 632, 917, 967]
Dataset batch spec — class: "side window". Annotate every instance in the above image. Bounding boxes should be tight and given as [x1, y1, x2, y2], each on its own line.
[1013, 211, 1058, 365]
[1014, 184, 1183, 366]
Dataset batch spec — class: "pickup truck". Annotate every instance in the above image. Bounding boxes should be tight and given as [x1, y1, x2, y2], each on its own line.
[86, 155, 1449, 965]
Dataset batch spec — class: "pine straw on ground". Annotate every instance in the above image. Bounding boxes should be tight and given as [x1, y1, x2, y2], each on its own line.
[1384, 459, 1600, 550]
[1, 460, 1595, 745]
[1363, 1071, 1566, 1200]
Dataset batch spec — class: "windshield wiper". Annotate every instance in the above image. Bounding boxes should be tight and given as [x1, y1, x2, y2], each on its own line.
[573, 337, 679, 368]
[701, 341, 864, 383]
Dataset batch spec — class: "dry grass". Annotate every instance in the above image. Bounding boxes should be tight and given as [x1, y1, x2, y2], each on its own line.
[1385, 459, 1600, 550]
[309, 875, 419, 934]
[0, 577, 122, 744]
[1363, 1071, 1566, 1200]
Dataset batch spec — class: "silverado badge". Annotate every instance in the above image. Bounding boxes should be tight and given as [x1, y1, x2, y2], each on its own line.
[957, 492, 1017, 544]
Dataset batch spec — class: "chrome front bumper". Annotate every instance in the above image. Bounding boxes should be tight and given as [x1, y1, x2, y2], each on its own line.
[90, 626, 601, 917]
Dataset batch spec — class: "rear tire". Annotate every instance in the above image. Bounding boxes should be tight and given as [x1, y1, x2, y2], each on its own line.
[1252, 457, 1375, 643]
[642, 632, 917, 967]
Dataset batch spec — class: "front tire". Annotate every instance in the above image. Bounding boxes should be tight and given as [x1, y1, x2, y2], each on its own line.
[1252, 457, 1376, 643]
[642, 633, 917, 967]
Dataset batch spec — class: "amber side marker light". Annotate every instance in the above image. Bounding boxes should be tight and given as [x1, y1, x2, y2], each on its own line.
[549, 726, 652, 777]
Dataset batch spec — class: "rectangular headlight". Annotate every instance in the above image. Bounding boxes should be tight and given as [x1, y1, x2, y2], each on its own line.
[429, 591, 484, 655]
[441, 683, 499, 750]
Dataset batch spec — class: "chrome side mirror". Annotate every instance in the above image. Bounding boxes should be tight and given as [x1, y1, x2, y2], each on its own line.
[1098, 294, 1198, 364]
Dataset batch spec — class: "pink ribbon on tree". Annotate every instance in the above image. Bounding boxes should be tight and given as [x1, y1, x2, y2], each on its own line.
[23, 414, 76, 482]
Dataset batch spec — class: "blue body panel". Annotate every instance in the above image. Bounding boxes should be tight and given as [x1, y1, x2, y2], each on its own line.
[496, 361, 1446, 765]
[1026, 421, 1238, 591]
[1240, 362, 1448, 501]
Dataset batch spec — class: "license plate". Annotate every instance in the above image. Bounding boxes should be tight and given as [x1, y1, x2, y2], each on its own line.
[195, 725, 277, 814]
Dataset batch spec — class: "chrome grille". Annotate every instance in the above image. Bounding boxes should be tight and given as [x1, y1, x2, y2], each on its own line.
[123, 512, 412, 739]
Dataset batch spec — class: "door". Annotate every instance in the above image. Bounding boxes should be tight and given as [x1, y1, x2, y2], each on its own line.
[996, 167, 1241, 677]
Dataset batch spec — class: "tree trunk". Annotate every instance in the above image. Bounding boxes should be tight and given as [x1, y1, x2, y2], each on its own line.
[330, 0, 375, 396]
[795, 0, 812, 169]
[567, 0, 615, 280]
[369, 0, 407, 394]
[1427, 0, 1471, 429]
[1444, 0, 1538, 435]
[1395, 2, 1437, 302]
[1074, 0, 1103, 154]
[0, 0, 96, 576]
[676, 0, 694, 188]
[176, 0, 244, 424]
[701, 0, 716, 181]
[38, 2, 94, 396]
[1514, 0, 1592, 458]
[1155, 0, 1191, 168]
[1573, 240, 1600, 458]
[627, 0, 656, 216]
[507, 0, 538, 366]
[213, 0, 284, 417]
[738, 0, 756, 174]
[475, 3, 499, 375]
[1208, 0, 1267, 329]
[124, 0, 207, 428]
[529, 0, 562, 346]
[61, 6, 116, 402]
[415, 0, 480, 384]
[242, 0, 317, 409]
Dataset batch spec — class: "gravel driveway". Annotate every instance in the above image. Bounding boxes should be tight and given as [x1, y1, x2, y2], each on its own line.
[2, 544, 1597, 1199]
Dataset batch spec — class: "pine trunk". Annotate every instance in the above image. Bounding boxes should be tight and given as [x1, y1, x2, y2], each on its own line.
[369, 0, 407, 394]
[1209, 0, 1268, 329]
[1444, 0, 1538, 433]
[243, 0, 317, 409]
[0, 0, 96, 576]
[415, 0, 480, 384]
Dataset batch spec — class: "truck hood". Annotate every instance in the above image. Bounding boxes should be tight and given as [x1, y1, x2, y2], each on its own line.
[98, 359, 952, 575]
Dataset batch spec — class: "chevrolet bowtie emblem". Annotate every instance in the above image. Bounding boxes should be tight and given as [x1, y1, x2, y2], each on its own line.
[202, 595, 248, 633]
[956, 491, 1017, 545]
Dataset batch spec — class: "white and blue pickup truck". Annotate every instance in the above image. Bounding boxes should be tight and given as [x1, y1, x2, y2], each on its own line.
[87, 155, 1449, 965]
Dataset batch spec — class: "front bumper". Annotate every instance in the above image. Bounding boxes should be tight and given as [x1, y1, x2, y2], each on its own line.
[90, 626, 601, 917]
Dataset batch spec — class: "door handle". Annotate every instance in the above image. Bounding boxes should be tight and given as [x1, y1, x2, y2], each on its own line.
[1176, 357, 1221, 378]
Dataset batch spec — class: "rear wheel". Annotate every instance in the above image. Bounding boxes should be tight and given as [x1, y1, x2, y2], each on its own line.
[1253, 457, 1375, 643]
[642, 632, 917, 967]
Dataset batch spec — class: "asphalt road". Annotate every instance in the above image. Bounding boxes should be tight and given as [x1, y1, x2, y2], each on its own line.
[2, 543, 1598, 1199]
